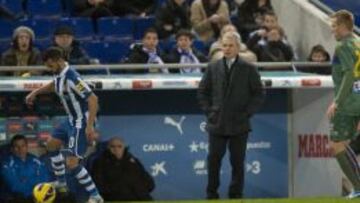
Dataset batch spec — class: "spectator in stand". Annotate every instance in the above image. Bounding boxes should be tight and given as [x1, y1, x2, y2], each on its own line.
[190, 0, 230, 44]
[0, 5, 17, 20]
[234, 0, 273, 41]
[209, 24, 257, 63]
[1, 26, 42, 76]
[155, 0, 192, 40]
[165, 29, 208, 73]
[124, 28, 168, 73]
[1, 135, 51, 203]
[111, 0, 156, 17]
[53, 25, 91, 65]
[91, 137, 155, 201]
[72, 0, 113, 20]
[298, 44, 331, 75]
[252, 26, 294, 62]
[246, 10, 283, 51]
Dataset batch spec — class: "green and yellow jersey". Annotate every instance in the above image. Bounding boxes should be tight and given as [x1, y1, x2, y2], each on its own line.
[332, 34, 360, 115]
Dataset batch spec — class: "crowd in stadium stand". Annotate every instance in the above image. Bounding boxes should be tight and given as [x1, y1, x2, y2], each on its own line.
[0, 0, 334, 76]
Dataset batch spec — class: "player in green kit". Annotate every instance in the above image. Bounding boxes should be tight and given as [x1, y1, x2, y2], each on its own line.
[327, 10, 360, 199]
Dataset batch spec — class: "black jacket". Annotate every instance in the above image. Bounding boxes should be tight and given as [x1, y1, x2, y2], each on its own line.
[253, 41, 294, 62]
[198, 56, 265, 135]
[54, 40, 91, 65]
[124, 43, 166, 73]
[165, 47, 208, 73]
[155, 0, 191, 39]
[91, 148, 154, 201]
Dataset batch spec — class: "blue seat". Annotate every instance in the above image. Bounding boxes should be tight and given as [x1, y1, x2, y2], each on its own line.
[97, 17, 133, 40]
[0, 20, 16, 41]
[27, 0, 62, 19]
[134, 16, 155, 40]
[84, 41, 130, 64]
[34, 38, 51, 51]
[19, 19, 54, 40]
[355, 15, 360, 27]
[57, 17, 94, 40]
[0, 0, 23, 14]
[158, 39, 176, 52]
[193, 39, 206, 54]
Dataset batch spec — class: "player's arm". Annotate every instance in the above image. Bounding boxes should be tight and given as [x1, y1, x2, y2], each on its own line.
[334, 43, 356, 107]
[25, 81, 55, 106]
[86, 93, 98, 131]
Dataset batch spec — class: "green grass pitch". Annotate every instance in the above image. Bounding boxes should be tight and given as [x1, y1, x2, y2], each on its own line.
[110, 198, 360, 203]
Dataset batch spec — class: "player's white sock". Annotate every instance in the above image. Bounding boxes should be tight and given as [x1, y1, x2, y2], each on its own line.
[71, 165, 100, 197]
[50, 152, 66, 186]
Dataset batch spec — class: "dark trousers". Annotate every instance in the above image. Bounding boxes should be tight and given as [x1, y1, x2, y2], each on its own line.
[206, 133, 248, 199]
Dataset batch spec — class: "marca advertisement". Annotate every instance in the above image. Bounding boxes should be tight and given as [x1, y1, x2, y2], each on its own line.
[292, 89, 341, 197]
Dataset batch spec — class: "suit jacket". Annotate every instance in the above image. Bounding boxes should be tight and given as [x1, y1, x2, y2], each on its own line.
[197, 56, 265, 135]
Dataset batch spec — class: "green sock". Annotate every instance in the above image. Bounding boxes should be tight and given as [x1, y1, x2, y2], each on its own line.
[336, 150, 360, 191]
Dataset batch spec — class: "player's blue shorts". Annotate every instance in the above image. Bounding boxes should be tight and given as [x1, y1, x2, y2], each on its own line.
[52, 120, 88, 158]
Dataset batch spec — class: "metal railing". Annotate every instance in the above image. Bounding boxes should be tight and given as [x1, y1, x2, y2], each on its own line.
[0, 62, 331, 75]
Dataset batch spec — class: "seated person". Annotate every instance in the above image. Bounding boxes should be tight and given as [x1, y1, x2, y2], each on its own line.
[71, 0, 113, 20]
[246, 10, 284, 51]
[155, 0, 192, 40]
[1, 26, 42, 76]
[209, 24, 257, 63]
[234, 0, 273, 41]
[111, 0, 156, 17]
[190, 0, 230, 43]
[252, 26, 294, 62]
[298, 44, 331, 75]
[91, 137, 155, 201]
[53, 25, 91, 65]
[165, 29, 208, 74]
[124, 28, 168, 73]
[1, 134, 50, 202]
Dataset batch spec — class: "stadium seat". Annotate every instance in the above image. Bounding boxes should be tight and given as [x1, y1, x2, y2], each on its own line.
[19, 18, 54, 40]
[355, 15, 360, 27]
[97, 17, 133, 41]
[27, 0, 62, 19]
[134, 16, 155, 40]
[0, 20, 16, 41]
[158, 39, 176, 52]
[320, 0, 360, 15]
[57, 17, 94, 41]
[0, 0, 23, 14]
[84, 41, 130, 64]
[193, 39, 206, 54]
[34, 38, 51, 51]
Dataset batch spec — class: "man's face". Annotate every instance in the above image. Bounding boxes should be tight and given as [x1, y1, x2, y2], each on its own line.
[44, 58, 62, 74]
[177, 35, 192, 50]
[222, 37, 240, 59]
[108, 139, 125, 160]
[55, 34, 73, 48]
[330, 18, 347, 41]
[17, 32, 31, 52]
[143, 32, 158, 51]
[263, 15, 278, 30]
[12, 139, 28, 160]
[311, 51, 327, 62]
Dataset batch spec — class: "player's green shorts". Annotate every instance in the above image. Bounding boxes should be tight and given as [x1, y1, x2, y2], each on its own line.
[330, 112, 360, 142]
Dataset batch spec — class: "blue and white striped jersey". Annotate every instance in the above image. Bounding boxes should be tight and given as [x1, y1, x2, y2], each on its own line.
[54, 64, 92, 128]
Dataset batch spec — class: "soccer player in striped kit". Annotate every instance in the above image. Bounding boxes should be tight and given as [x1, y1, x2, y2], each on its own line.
[327, 10, 360, 199]
[25, 47, 104, 203]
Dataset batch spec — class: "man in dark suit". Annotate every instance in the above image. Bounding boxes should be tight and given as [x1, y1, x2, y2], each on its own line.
[198, 31, 265, 199]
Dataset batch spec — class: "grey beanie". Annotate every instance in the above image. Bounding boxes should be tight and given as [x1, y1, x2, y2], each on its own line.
[12, 26, 35, 41]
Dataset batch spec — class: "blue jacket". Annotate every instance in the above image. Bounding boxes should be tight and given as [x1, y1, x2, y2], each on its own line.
[1, 153, 51, 198]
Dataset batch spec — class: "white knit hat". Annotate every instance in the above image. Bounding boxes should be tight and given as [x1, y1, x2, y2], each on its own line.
[12, 26, 35, 41]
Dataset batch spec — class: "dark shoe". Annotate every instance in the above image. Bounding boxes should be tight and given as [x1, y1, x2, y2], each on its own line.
[228, 193, 242, 199]
[206, 192, 219, 199]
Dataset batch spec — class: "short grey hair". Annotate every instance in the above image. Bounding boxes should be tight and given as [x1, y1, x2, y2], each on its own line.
[221, 31, 242, 48]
